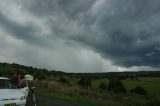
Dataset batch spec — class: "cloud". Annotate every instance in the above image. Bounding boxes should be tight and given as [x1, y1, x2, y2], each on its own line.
[0, 0, 160, 72]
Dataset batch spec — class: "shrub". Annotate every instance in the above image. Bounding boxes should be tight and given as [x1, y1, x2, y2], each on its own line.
[108, 78, 127, 93]
[59, 76, 69, 84]
[38, 75, 46, 80]
[78, 77, 92, 87]
[130, 86, 147, 95]
[99, 82, 107, 90]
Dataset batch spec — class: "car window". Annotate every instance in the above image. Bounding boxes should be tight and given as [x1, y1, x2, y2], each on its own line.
[0, 79, 13, 89]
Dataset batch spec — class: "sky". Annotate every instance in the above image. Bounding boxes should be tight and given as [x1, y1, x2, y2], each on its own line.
[0, 0, 160, 73]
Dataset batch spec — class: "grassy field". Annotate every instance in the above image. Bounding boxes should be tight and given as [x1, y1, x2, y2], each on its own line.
[123, 77, 160, 95]
[91, 77, 160, 95]
[36, 77, 160, 106]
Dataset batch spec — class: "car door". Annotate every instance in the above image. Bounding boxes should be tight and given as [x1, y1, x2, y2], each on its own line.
[18, 80, 29, 98]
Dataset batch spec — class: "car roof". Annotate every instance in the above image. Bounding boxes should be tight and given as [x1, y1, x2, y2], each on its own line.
[0, 77, 9, 80]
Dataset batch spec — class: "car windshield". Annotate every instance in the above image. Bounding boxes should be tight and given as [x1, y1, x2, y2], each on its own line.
[0, 79, 14, 89]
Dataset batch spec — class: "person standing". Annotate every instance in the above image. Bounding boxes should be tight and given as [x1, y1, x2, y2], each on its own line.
[10, 72, 21, 87]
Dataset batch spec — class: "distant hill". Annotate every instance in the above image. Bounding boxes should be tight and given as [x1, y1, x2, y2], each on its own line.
[0, 62, 160, 80]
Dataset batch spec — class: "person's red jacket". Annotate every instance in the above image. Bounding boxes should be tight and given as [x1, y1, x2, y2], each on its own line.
[11, 75, 20, 86]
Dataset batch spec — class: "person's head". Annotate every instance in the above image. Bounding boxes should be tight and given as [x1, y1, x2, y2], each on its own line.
[11, 72, 17, 77]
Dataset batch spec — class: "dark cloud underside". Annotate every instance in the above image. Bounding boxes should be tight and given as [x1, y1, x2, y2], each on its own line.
[0, 0, 160, 72]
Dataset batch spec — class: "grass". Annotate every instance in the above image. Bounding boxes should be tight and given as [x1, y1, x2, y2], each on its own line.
[36, 77, 160, 106]
[38, 90, 160, 106]
[123, 77, 160, 95]
[38, 90, 125, 106]
[91, 77, 160, 95]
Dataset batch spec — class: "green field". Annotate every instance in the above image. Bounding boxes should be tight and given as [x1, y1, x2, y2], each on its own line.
[91, 77, 160, 95]
[37, 77, 160, 106]
[123, 77, 160, 95]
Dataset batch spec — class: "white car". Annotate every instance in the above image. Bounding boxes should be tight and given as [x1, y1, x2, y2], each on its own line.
[0, 77, 28, 106]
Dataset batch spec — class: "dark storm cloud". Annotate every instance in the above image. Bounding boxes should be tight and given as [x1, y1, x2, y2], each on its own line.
[74, 0, 160, 67]
[0, 12, 34, 42]
[21, 0, 95, 18]
[24, 0, 160, 67]
[89, 0, 160, 67]
[0, 11, 54, 48]
[1, 0, 160, 72]
[53, 0, 160, 67]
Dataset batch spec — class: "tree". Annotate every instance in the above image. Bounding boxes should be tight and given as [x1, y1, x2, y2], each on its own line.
[59, 76, 69, 84]
[78, 77, 92, 87]
[99, 82, 107, 90]
[130, 86, 147, 95]
[108, 78, 127, 93]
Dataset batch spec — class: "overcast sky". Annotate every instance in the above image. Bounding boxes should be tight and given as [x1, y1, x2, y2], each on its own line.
[0, 0, 160, 72]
